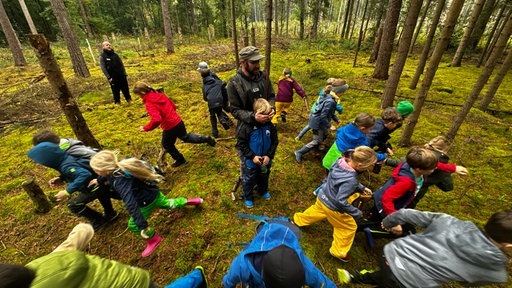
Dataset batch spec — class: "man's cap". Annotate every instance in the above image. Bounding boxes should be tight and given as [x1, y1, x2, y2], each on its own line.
[239, 46, 264, 61]
[397, 101, 414, 117]
[262, 244, 306, 288]
[197, 62, 209, 70]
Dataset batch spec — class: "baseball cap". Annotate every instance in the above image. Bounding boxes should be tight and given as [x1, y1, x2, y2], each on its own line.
[197, 62, 209, 70]
[239, 46, 264, 61]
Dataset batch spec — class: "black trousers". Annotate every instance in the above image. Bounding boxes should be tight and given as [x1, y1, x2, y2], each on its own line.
[209, 107, 232, 137]
[161, 121, 209, 161]
[353, 255, 406, 288]
[110, 76, 132, 103]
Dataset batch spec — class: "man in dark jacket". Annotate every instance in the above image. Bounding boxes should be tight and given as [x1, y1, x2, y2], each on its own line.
[99, 41, 132, 105]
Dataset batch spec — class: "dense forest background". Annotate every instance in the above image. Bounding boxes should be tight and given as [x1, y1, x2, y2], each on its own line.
[0, 0, 511, 287]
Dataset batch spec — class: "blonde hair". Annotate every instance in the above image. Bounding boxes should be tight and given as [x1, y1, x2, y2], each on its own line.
[353, 112, 375, 128]
[322, 85, 333, 96]
[425, 136, 450, 154]
[283, 67, 291, 75]
[346, 146, 377, 170]
[326, 78, 336, 85]
[133, 82, 155, 96]
[253, 98, 273, 114]
[332, 79, 347, 87]
[90, 150, 164, 183]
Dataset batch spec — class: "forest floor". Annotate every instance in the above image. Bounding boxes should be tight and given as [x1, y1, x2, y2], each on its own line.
[0, 37, 511, 287]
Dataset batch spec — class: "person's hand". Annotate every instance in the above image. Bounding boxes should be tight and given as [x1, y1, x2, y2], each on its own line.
[386, 148, 394, 156]
[363, 187, 372, 195]
[261, 156, 270, 166]
[88, 179, 98, 188]
[48, 177, 63, 189]
[55, 190, 69, 202]
[141, 228, 151, 239]
[108, 78, 113, 83]
[252, 156, 263, 165]
[455, 166, 468, 176]
[255, 111, 273, 123]
[139, 126, 146, 132]
[383, 224, 403, 236]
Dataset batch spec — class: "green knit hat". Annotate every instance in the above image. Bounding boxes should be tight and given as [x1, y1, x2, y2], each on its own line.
[397, 101, 414, 117]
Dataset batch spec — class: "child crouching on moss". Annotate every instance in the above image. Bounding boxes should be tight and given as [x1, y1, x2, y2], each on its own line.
[89, 150, 203, 257]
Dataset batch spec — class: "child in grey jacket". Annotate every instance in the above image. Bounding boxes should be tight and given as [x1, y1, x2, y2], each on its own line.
[338, 209, 511, 287]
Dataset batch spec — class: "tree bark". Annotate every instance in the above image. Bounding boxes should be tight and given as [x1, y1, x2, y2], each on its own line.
[274, 0, 279, 36]
[230, 0, 239, 64]
[409, 0, 445, 89]
[468, 0, 497, 50]
[408, 0, 431, 55]
[381, 0, 422, 108]
[298, 0, 306, 39]
[265, 0, 272, 76]
[369, 24, 383, 63]
[446, 8, 512, 141]
[49, 0, 90, 77]
[353, 0, 369, 67]
[372, 0, 402, 80]
[478, 48, 512, 111]
[311, 0, 321, 39]
[399, 0, 465, 146]
[18, 0, 38, 34]
[341, 0, 351, 39]
[22, 178, 52, 213]
[162, 0, 175, 54]
[477, 3, 506, 67]
[0, 1, 27, 66]
[77, 0, 94, 37]
[450, 0, 486, 67]
[28, 34, 100, 148]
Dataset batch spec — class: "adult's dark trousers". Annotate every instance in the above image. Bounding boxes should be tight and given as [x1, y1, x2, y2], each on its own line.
[67, 186, 120, 221]
[110, 76, 132, 104]
[242, 164, 270, 202]
[352, 255, 406, 288]
[162, 121, 210, 161]
[209, 107, 233, 137]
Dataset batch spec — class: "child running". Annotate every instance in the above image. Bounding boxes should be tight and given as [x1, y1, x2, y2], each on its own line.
[293, 146, 377, 262]
[271, 67, 306, 126]
[236, 98, 278, 208]
[89, 150, 203, 257]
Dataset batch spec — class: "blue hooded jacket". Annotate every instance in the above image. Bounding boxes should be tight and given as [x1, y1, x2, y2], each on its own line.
[27, 142, 94, 194]
[222, 221, 336, 288]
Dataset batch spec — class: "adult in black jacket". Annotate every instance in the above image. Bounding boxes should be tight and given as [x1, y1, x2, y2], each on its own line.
[99, 41, 132, 105]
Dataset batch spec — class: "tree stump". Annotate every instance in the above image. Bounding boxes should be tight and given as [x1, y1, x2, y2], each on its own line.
[22, 178, 52, 213]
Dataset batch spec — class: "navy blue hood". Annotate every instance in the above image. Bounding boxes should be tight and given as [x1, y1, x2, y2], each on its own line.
[27, 142, 67, 170]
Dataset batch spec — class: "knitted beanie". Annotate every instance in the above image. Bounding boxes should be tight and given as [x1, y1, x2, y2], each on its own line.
[397, 101, 414, 117]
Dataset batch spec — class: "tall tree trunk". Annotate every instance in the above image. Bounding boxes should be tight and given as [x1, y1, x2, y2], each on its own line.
[274, 0, 279, 36]
[408, 0, 431, 55]
[49, 0, 90, 77]
[381, 0, 422, 108]
[450, 0, 486, 67]
[348, 0, 360, 39]
[311, 0, 321, 39]
[28, 34, 100, 148]
[477, 3, 506, 67]
[468, 0, 497, 50]
[162, 0, 175, 54]
[353, 0, 369, 67]
[341, 0, 351, 39]
[409, 0, 445, 89]
[478, 48, 512, 111]
[230, 0, 239, 64]
[446, 10, 512, 141]
[265, 0, 272, 76]
[77, 0, 94, 37]
[372, 0, 402, 80]
[298, 0, 306, 39]
[399, 0, 465, 146]
[285, 0, 290, 36]
[18, 0, 38, 34]
[369, 24, 383, 63]
[0, 1, 27, 66]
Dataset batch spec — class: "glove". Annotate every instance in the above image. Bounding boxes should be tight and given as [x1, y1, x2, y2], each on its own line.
[172, 197, 188, 208]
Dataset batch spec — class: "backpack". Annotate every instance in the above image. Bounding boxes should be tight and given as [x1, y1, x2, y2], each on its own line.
[59, 138, 99, 159]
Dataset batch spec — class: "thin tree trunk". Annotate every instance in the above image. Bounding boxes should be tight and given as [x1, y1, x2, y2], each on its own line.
[22, 179, 52, 213]
[399, 0, 465, 146]
[369, 24, 383, 63]
[381, 0, 422, 108]
[311, 0, 321, 39]
[162, 0, 175, 54]
[353, 0, 369, 67]
[349, 0, 360, 40]
[409, 0, 445, 89]
[28, 34, 100, 148]
[446, 8, 512, 141]
[299, 0, 306, 39]
[467, 0, 496, 50]
[49, 0, 90, 77]
[274, 0, 279, 36]
[18, 0, 38, 34]
[77, 0, 94, 37]
[372, 0, 402, 80]
[478, 48, 512, 110]
[0, 1, 27, 66]
[231, 0, 239, 64]
[265, 0, 272, 76]
[450, 0, 486, 67]
[477, 3, 506, 67]
[408, 0, 431, 55]
[341, 0, 351, 39]
[285, 0, 290, 36]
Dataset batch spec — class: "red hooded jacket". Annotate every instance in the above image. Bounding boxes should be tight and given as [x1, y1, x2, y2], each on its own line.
[141, 91, 182, 131]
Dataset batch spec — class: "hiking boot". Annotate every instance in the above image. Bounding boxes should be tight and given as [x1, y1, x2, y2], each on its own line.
[141, 234, 163, 257]
[195, 266, 208, 288]
[206, 136, 217, 147]
[330, 250, 351, 262]
[244, 200, 254, 209]
[104, 211, 119, 223]
[222, 123, 230, 130]
[337, 269, 352, 284]
[186, 198, 204, 206]
[92, 218, 108, 231]
[171, 158, 187, 168]
[262, 192, 271, 201]
[281, 112, 287, 123]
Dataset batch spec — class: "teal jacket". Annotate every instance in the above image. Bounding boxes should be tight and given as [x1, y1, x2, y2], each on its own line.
[26, 250, 151, 288]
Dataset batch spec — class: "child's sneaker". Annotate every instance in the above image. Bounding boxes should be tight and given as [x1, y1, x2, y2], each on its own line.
[294, 136, 300, 141]
[337, 269, 352, 284]
[262, 192, 271, 200]
[244, 200, 254, 209]
[195, 265, 208, 288]
[330, 250, 351, 262]
[186, 198, 204, 206]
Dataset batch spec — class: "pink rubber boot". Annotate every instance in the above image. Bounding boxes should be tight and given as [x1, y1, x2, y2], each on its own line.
[141, 233, 162, 257]
[186, 198, 204, 206]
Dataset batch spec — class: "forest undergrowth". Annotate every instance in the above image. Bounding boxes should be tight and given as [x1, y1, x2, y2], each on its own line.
[0, 37, 511, 287]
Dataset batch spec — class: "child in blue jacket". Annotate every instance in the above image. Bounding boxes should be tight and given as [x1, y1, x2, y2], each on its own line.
[89, 150, 204, 257]
[236, 98, 278, 208]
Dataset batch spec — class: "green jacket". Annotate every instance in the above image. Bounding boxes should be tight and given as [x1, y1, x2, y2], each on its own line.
[26, 250, 151, 288]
